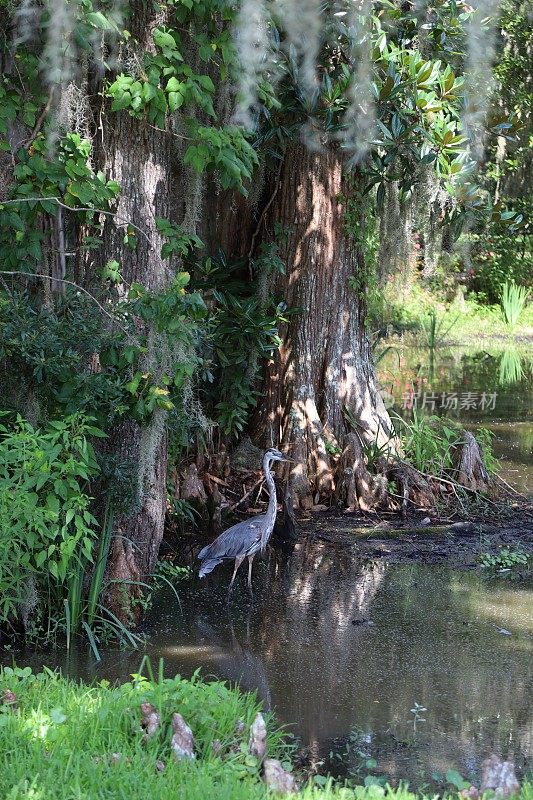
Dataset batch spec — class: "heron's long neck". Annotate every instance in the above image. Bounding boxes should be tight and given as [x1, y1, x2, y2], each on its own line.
[262, 456, 277, 539]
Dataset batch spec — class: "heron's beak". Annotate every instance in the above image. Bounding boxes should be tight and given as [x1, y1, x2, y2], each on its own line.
[281, 456, 296, 463]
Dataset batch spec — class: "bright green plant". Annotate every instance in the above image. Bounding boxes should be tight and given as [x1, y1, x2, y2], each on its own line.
[500, 281, 531, 329]
[0, 133, 119, 271]
[393, 411, 463, 476]
[479, 546, 530, 572]
[0, 664, 291, 800]
[498, 349, 524, 386]
[0, 413, 102, 628]
[0, 277, 204, 429]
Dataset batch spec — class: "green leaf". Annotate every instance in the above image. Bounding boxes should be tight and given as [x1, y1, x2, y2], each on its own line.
[111, 91, 132, 111]
[50, 707, 67, 724]
[85, 11, 111, 29]
[197, 75, 215, 92]
[168, 91, 184, 112]
[446, 770, 468, 789]
[166, 77, 184, 93]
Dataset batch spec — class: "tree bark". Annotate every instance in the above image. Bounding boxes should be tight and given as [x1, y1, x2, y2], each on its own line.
[91, 2, 175, 620]
[251, 144, 396, 508]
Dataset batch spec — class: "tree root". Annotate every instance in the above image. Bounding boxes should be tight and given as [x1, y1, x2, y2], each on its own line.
[454, 431, 490, 491]
[335, 433, 388, 511]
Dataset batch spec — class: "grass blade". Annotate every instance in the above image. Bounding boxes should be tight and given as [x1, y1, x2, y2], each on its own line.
[82, 620, 101, 662]
[64, 599, 71, 651]
[87, 503, 115, 626]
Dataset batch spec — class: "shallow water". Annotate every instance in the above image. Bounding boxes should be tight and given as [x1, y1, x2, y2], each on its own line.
[377, 344, 533, 496]
[8, 552, 533, 786]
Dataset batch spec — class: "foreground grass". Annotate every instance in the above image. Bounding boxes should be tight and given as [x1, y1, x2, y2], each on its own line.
[0, 666, 531, 800]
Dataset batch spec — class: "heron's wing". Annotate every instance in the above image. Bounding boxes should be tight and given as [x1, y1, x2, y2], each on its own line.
[198, 516, 267, 562]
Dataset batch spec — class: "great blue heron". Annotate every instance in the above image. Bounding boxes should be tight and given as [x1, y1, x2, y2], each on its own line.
[198, 448, 293, 599]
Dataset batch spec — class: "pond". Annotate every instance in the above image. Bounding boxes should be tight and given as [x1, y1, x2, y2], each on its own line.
[377, 342, 533, 496]
[7, 554, 533, 788]
[3, 341, 532, 789]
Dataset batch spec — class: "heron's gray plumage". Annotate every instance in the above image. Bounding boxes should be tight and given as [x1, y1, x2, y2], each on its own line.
[197, 448, 292, 597]
[198, 516, 267, 577]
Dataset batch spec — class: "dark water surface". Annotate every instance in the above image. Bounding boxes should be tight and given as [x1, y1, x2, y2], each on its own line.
[8, 552, 533, 786]
[377, 344, 533, 496]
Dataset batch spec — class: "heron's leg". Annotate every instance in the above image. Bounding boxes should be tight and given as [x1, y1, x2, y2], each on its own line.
[247, 556, 254, 598]
[227, 556, 244, 601]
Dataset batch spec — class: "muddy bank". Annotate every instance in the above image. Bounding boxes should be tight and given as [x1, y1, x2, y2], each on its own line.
[293, 508, 533, 568]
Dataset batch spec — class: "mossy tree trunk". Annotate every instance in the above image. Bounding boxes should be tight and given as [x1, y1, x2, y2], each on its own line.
[90, 1, 175, 622]
[250, 145, 396, 509]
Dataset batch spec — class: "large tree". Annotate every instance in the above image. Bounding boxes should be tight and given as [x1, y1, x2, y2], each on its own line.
[0, 0, 522, 630]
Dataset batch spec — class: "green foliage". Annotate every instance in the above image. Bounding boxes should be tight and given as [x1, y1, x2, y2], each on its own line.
[0, 278, 204, 428]
[498, 349, 524, 386]
[393, 411, 463, 476]
[183, 124, 259, 194]
[3, 665, 533, 799]
[474, 428, 499, 476]
[420, 308, 458, 349]
[500, 281, 531, 329]
[260, 7, 523, 236]
[0, 665, 289, 800]
[156, 218, 203, 261]
[479, 545, 530, 572]
[0, 413, 102, 628]
[469, 219, 533, 304]
[0, 133, 119, 270]
[209, 290, 282, 436]
[105, 14, 258, 194]
[394, 412, 498, 480]
[191, 249, 285, 438]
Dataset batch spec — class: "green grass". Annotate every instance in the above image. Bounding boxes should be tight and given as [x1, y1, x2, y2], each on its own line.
[378, 281, 533, 344]
[1, 666, 532, 800]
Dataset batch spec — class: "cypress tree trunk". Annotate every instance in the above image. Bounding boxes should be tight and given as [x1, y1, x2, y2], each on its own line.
[90, 2, 175, 621]
[251, 145, 396, 509]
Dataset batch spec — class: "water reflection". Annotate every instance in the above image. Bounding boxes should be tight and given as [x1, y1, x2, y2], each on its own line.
[377, 344, 533, 496]
[5, 545, 532, 786]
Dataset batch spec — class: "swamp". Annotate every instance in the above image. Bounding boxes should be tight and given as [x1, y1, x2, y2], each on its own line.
[0, 0, 532, 798]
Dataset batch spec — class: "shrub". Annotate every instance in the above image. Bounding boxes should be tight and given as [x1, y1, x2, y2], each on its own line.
[0, 413, 102, 633]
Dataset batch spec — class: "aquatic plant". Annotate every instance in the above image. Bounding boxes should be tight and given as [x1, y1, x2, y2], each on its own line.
[498, 349, 524, 386]
[421, 308, 459, 349]
[500, 281, 531, 329]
